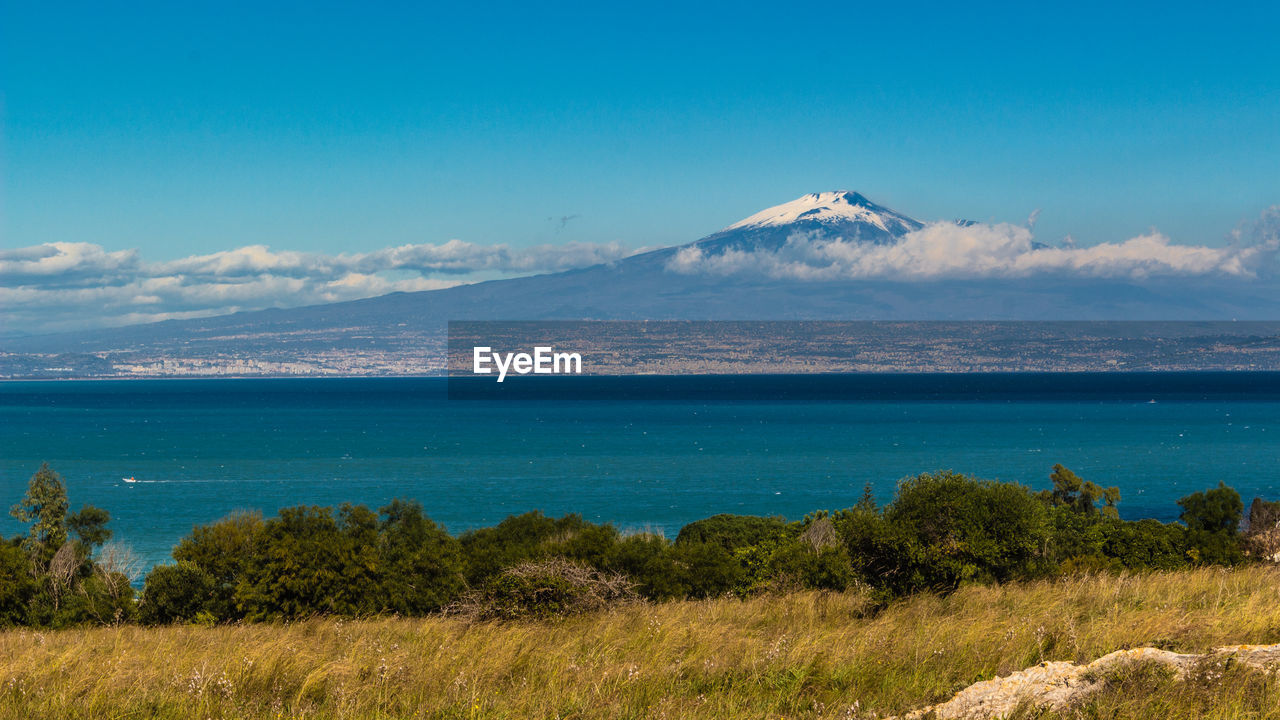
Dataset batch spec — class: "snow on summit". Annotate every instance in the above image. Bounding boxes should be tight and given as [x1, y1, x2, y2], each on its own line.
[722, 191, 923, 234]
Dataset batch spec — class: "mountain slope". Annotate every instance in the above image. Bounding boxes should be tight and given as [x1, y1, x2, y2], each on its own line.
[5, 191, 1280, 359]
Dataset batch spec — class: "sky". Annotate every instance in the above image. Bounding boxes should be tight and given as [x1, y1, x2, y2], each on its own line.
[3, 1, 1280, 332]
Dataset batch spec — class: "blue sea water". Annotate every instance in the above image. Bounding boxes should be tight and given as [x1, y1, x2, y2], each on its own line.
[2, 374, 1279, 571]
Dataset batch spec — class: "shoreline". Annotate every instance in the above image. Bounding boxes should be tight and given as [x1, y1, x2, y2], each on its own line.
[7, 367, 1280, 382]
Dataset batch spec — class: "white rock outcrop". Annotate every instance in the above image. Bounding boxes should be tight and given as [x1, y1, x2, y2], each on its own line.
[893, 643, 1280, 719]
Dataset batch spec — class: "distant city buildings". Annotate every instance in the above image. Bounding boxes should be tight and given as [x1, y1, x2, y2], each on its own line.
[3, 322, 1279, 379]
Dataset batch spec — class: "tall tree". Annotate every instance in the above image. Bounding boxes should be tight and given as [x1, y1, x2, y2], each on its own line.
[9, 463, 69, 562]
[1178, 482, 1245, 565]
[1042, 464, 1120, 518]
[67, 505, 112, 549]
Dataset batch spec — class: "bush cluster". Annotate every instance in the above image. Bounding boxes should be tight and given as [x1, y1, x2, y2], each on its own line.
[449, 558, 638, 620]
[0, 462, 1269, 626]
[1, 463, 135, 628]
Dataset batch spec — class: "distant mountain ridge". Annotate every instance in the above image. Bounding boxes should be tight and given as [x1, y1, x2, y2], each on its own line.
[5, 191, 1280, 364]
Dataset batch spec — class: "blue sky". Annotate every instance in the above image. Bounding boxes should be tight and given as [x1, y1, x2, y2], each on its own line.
[6, 1, 1279, 253]
[2, 2, 1279, 331]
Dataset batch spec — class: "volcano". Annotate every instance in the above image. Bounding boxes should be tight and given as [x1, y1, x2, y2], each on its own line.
[6, 191, 1279, 361]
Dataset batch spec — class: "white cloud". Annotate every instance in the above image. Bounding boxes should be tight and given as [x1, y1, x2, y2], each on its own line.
[0, 243, 141, 286]
[667, 213, 1280, 282]
[1, 239, 641, 334]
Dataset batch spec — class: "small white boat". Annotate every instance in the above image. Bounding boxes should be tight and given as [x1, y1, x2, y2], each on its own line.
[122, 476, 137, 483]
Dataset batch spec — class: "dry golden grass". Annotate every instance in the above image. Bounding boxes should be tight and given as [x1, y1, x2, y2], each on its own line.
[2, 566, 1280, 719]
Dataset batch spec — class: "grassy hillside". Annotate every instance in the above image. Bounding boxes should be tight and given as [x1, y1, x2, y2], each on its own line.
[2, 566, 1280, 719]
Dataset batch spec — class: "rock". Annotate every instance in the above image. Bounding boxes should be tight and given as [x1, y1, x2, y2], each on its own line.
[891, 643, 1280, 719]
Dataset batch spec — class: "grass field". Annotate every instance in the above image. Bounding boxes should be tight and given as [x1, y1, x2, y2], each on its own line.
[3, 566, 1280, 719]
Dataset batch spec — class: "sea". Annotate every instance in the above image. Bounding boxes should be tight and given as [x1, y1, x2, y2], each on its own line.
[2, 373, 1278, 572]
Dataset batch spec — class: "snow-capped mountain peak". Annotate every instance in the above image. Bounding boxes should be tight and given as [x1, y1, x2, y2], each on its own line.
[721, 191, 922, 234]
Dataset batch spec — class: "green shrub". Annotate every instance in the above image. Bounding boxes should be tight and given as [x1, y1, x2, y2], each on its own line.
[671, 541, 743, 598]
[840, 471, 1053, 597]
[1046, 505, 1109, 564]
[172, 510, 264, 621]
[1179, 482, 1245, 534]
[177, 501, 466, 621]
[1179, 483, 1245, 565]
[604, 534, 685, 600]
[233, 504, 381, 620]
[139, 563, 216, 625]
[376, 499, 466, 614]
[80, 570, 136, 625]
[733, 515, 856, 594]
[1100, 518, 1188, 570]
[675, 514, 790, 550]
[759, 541, 856, 593]
[459, 512, 618, 586]
[0, 540, 36, 627]
[832, 494, 896, 591]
